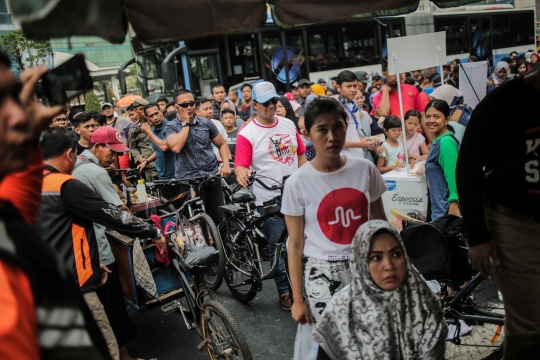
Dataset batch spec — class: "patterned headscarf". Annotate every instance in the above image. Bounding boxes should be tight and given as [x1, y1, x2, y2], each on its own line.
[313, 220, 447, 360]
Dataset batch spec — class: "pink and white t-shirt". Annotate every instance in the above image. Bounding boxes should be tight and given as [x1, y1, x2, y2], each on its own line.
[235, 116, 306, 205]
[281, 157, 387, 261]
[406, 132, 426, 157]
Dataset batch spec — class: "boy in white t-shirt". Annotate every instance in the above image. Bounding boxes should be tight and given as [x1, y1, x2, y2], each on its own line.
[281, 97, 387, 326]
[235, 81, 307, 311]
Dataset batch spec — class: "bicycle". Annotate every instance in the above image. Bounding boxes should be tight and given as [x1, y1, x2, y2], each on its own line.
[156, 217, 253, 360]
[152, 174, 226, 292]
[403, 219, 505, 360]
[218, 173, 290, 303]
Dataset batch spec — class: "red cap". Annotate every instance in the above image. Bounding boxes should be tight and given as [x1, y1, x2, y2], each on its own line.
[89, 126, 129, 153]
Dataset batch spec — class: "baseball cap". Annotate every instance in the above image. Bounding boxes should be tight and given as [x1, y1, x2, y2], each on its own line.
[89, 126, 129, 153]
[432, 75, 442, 87]
[252, 81, 280, 103]
[355, 71, 370, 84]
[317, 78, 326, 84]
[291, 82, 299, 89]
[297, 79, 310, 88]
[101, 102, 113, 109]
[133, 98, 149, 107]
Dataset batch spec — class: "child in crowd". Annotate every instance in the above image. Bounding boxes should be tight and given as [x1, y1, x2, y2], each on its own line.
[282, 97, 387, 330]
[297, 116, 316, 161]
[377, 116, 414, 174]
[404, 110, 428, 161]
[220, 108, 237, 160]
[195, 98, 230, 162]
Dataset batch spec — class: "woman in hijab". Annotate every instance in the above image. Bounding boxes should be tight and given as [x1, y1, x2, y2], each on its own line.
[275, 95, 298, 128]
[528, 51, 539, 71]
[313, 220, 447, 360]
[491, 61, 513, 88]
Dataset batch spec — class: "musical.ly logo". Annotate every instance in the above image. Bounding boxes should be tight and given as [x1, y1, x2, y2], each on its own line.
[328, 207, 362, 227]
[317, 188, 368, 245]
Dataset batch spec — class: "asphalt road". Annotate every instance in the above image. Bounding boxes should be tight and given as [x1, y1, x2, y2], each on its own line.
[127, 261, 297, 360]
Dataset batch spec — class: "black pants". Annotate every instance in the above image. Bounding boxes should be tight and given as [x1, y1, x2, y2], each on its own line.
[96, 262, 138, 347]
[200, 177, 225, 226]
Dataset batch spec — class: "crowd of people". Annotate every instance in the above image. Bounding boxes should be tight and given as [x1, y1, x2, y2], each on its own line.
[1, 40, 539, 360]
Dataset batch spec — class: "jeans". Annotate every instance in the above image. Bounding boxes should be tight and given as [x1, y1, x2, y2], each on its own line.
[257, 206, 289, 296]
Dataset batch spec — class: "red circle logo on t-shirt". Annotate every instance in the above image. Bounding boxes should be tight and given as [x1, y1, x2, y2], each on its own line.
[317, 188, 369, 245]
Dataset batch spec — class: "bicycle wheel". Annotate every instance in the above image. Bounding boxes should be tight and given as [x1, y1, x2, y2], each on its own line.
[443, 277, 505, 360]
[218, 219, 258, 303]
[201, 299, 253, 360]
[196, 213, 225, 291]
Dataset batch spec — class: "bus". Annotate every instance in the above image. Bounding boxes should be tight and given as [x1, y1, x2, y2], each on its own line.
[123, 8, 536, 98]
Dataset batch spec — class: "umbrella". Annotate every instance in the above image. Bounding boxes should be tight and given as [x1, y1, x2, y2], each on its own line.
[9, 0, 478, 44]
[116, 94, 142, 107]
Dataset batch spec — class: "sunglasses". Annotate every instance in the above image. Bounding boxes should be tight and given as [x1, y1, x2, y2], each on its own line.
[258, 98, 278, 107]
[176, 100, 195, 108]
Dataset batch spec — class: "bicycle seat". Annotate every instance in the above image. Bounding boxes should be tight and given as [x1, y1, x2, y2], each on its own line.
[232, 189, 254, 203]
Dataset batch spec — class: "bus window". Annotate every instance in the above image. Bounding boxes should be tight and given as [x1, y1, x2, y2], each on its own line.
[286, 30, 308, 83]
[493, 13, 535, 50]
[435, 16, 468, 56]
[307, 25, 340, 73]
[340, 22, 379, 68]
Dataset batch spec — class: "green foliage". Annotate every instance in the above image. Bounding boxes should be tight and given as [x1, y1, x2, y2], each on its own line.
[0, 29, 53, 71]
[85, 91, 101, 113]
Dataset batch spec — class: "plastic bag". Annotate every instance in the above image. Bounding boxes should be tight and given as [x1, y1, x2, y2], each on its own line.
[293, 324, 318, 360]
[178, 243, 219, 272]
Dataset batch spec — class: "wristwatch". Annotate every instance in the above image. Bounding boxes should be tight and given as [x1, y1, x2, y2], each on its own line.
[180, 121, 190, 128]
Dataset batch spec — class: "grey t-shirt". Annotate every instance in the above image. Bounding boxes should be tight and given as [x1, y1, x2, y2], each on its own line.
[108, 117, 131, 145]
[72, 150, 123, 266]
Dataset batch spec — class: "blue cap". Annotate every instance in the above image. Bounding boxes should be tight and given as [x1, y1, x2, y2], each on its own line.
[252, 82, 279, 103]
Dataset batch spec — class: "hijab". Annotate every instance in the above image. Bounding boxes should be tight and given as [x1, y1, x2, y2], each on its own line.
[220, 99, 237, 117]
[430, 85, 464, 108]
[278, 95, 298, 129]
[313, 220, 447, 360]
[493, 61, 510, 83]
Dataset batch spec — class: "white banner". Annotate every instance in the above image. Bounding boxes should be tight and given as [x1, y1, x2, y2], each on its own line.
[459, 61, 488, 109]
[386, 32, 447, 75]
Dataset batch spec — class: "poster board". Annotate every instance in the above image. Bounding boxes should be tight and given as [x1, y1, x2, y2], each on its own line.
[459, 61, 488, 109]
[387, 32, 447, 76]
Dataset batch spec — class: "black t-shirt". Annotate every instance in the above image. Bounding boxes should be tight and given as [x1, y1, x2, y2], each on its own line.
[456, 76, 540, 245]
[76, 141, 88, 155]
[226, 128, 238, 159]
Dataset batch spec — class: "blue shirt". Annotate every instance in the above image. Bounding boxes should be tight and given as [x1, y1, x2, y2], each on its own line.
[163, 116, 220, 179]
[151, 119, 175, 180]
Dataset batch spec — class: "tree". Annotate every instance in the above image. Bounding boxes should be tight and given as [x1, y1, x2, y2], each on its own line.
[0, 29, 53, 72]
[85, 90, 101, 113]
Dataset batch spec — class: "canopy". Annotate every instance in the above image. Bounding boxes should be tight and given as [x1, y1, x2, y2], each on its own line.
[9, 0, 478, 44]
[116, 94, 142, 107]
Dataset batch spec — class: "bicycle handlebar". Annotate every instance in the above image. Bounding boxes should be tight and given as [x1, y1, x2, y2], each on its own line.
[247, 172, 282, 191]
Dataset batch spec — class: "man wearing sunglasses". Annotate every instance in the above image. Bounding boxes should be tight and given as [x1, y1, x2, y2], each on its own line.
[235, 81, 307, 311]
[164, 89, 231, 225]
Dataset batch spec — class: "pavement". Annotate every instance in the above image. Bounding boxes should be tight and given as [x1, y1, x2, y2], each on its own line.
[127, 260, 297, 360]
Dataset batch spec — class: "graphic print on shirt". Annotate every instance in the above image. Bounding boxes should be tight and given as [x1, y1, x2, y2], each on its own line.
[525, 126, 540, 193]
[317, 188, 369, 247]
[267, 133, 298, 165]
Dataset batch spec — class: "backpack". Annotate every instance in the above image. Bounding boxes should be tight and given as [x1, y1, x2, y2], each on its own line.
[401, 214, 471, 282]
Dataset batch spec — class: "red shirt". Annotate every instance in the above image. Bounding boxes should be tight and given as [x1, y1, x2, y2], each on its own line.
[372, 84, 426, 119]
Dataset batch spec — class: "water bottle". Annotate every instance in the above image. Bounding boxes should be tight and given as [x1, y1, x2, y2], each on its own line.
[136, 179, 147, 203]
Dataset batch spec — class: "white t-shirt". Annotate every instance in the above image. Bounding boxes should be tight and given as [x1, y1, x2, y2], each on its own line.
[211, 119, 228, 160]
[235, 116, 306, 206]
[281, 157, 387, 261]
[341, 102, 364, 159]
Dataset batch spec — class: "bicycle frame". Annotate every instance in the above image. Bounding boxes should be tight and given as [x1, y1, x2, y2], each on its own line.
[222, 208, 287, 283]
[445, 272, 505, 326]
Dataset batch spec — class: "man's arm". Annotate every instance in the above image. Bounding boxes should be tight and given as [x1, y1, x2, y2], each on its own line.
[376, 86, 391, 116]
[61, 179, 160, 240]
[128, 131, 144, 164]
[142, 123, 169, 151]
[165, 127, 190, 154]
[234, 134, 253, 187]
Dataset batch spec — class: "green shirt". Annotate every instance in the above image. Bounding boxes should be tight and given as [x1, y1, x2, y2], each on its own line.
[433, 132, 459, 204]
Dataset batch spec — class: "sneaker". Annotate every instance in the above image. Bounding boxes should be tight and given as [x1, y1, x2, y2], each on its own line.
[280, 293, 292, 311]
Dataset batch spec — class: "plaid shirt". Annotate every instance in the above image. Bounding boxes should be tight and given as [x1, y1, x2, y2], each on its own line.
[163, 116, 220, 179]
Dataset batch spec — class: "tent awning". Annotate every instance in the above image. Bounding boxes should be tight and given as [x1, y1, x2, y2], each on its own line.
[9, 0, 479, 44]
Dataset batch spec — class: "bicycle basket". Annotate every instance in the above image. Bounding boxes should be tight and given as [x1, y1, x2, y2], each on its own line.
[262, 196, 281, 216]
